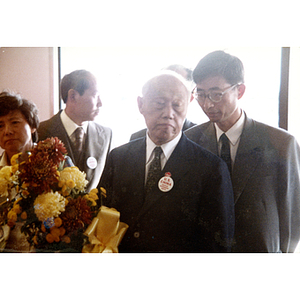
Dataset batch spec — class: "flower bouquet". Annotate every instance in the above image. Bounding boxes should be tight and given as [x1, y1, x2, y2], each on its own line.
[0, 137, 127, 253]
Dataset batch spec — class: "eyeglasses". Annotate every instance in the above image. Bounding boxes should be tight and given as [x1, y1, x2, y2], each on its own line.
[193, 83, 241, 104]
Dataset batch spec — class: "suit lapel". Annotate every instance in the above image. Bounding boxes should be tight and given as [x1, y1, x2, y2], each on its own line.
[81, 123, 103, 177]
[199, 123, 219, 155]
[128, 139, 147, 210]
[231, 117, 263, 204]
[85, 122, 105, 159]
[199, 118, 263, 204]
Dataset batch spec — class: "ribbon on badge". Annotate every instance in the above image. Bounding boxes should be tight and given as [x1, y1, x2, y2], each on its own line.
[82, 206, 128, 253]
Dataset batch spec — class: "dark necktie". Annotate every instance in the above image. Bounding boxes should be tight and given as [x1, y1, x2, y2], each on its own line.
[220, 133, 232, 175]
[74, 127, 84, 161]
[145, 146, 163, 194]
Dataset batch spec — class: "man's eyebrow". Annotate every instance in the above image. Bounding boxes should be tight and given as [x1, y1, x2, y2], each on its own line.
[196, 87, 222, 91]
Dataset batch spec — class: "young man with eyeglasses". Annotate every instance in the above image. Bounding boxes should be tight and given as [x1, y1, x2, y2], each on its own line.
[185, 50, 300, 253]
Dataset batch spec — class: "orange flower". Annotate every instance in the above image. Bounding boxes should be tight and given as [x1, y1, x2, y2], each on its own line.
[59, 227, 66, 237]
[50, 226, 61, 237]
[54, 217, 62, 227]
[12, 204, 22, 214]
[7, 210, 17, 222]
[21, 211, 27, 220]
[46, 234, 54, 243]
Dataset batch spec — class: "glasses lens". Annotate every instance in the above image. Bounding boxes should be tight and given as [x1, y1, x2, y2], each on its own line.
[195, 93, 205, 102]
[209, 91, 223, 102]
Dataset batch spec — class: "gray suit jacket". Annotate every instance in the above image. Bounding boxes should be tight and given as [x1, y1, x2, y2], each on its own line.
[185, 114, 300, 252]
[37, 111, 112, 192]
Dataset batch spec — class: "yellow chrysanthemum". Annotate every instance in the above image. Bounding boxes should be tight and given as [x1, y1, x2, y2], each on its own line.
[10, 153, 21, 166]
[58, 167, 88, 195]
[100, 187, 107, 198]
[34, 191, 68, 222]
[12, 203, 22, 214]
[7, 210, 18, 224]
[83, 189, 99, 206]
[0, 166, 14, 197]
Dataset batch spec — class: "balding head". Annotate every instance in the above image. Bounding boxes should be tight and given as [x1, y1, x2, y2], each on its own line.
[138, 72, 191, 145]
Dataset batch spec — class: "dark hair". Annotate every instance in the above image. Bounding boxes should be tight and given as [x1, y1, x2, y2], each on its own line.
[192, 50, 244, 85]
[0, 91, 39, 142]
[60, 69, 96, 103]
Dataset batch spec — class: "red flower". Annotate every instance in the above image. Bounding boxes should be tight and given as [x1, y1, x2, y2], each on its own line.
[19, 138, 67, 194]
[60, 196, 93, 234]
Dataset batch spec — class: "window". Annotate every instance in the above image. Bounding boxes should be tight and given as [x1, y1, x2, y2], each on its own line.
[60, 47, 282, 147]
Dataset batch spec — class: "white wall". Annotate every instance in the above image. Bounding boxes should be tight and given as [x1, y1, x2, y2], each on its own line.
[0, 47, 57, 152]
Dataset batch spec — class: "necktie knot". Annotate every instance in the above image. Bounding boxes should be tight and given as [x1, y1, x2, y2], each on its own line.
[153, 146, 163, 160]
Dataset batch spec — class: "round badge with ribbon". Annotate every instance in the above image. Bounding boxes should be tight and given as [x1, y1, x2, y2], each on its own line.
[158, 172, 174, 192]
[86, 156, 97, 169]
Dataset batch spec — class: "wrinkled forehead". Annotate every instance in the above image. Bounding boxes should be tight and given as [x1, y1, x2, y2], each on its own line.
[142, 74, 190, 98]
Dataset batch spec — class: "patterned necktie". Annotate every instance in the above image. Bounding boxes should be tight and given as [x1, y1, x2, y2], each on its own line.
[74, 127, 84, 161]
[145, 146, 163, 194]
[220, 133, 232, 175]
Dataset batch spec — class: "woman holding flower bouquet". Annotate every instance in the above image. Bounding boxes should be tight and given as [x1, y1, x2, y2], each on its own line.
[1, 91, 98, 253]
[0, 91, 40, 252]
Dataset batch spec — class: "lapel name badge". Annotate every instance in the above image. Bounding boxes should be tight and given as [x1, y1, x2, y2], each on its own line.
[86, 156, 97, 169]
[158, 172, 174, 192]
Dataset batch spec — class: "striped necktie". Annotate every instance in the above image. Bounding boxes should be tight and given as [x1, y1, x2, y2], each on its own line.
[145, 146, 163, 193]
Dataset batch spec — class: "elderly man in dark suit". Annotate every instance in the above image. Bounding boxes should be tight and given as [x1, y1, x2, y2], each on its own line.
[185, 50, 300, 252]
[99, 71, 234, 253]
[38, 70, 112, 192]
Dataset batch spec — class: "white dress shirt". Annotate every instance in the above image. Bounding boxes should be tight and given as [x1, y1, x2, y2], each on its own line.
[145, 131, 182, 182]
[60, 110, 88, 144]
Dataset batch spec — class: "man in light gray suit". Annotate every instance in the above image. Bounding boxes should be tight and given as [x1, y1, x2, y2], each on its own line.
[38, 70, 112, 192]
[185, 50, 300, 252]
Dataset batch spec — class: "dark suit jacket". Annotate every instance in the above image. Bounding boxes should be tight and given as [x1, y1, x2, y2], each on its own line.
[99, 134, 235, 253]
[37, 111, 112, 192]
[185, 114, 300, 252]
[130, 119, 196, 141]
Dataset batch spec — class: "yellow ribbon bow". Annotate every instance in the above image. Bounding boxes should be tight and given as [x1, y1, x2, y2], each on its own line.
[82, 206, 128, 253]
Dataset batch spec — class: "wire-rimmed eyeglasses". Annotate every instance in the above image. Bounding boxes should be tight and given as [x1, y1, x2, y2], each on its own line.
[193, 83, 241, 103]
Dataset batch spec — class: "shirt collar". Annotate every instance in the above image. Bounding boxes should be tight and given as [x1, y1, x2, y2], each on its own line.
[215, 110, 245, 145]
[146, 131, 182, 163]
[60, 110, 88, 137]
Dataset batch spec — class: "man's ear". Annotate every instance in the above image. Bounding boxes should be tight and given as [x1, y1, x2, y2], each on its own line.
[68, 89, 78, 102]
[237, 84, 246, 99]
[137, 96, 144, 114]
